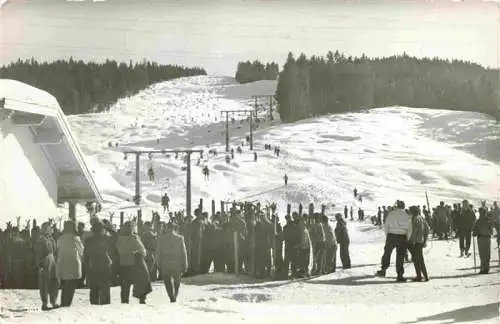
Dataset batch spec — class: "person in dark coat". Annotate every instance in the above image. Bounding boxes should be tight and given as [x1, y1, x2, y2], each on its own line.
[407, 206, 429, 282]
[83, 219, 113, 305]
[457, 200, 476, 257]
[473, 209, 494, 274]
[141, 222, 158, 281]
[334, 214, 351, 269]
[34, 222, 60, 311]
[132, 251, 152, 304]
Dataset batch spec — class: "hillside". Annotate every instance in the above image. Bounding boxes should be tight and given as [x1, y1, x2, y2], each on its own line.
[30, 75, 496, 225]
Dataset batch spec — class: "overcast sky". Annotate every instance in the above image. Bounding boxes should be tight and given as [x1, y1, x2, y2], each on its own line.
[0, 0, 498, 75]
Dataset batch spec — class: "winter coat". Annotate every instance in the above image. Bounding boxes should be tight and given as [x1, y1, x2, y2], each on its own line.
[83, 234, 113, 286]
[34, 235, 59, 282]
[156, 231, 188, 275]
[384, 208, 412, 236]
[116, 234, 146, 266]
[408, 215, 429, 244]
[132, 252, 152, 299]
[473, 216, 493, 237]
[56, 233, 84, 280]
[335, 220, 350, 245]
[310, 222, 325, 245]
[323, 223, 337, 248]
[457, 208, 476, 232]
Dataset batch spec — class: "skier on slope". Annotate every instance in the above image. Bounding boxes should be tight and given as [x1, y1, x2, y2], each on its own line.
[161, 194, 170, 212]
[284, 174, 288, 186]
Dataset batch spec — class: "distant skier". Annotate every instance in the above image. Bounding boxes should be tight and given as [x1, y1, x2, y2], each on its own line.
[284, 174, 288, 186]
[254, 152, 258, 162]
[236, 146, 242, 154]
[147, 166, 155, 182]
[350, 206, 353, 221]
[202, 166, 210, 180]
[353, 188, 358, 198]
[231, 148, 235, 160]
[161, 194, 170, 212]
[344, 206, 348, 219]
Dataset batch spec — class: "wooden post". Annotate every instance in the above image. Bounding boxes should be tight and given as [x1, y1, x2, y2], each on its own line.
[134, 153, 141, 205]
[199, 198, 203, 213]
[233, 231, 239, 275]
[137, 209, 142, 233]
[287, 204, 291, 217]
[120, 212, 124, 227]
[250, 209, 256, 276]
[211, 200, 216, 216]
[186, 152, 192, 218]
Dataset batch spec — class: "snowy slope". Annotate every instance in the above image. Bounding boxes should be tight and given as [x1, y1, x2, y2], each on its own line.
[1, 75, 499, 323]
[58, 75, 500, 225]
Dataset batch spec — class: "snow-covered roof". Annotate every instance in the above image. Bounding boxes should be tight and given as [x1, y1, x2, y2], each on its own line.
[0, 79, 103, 204]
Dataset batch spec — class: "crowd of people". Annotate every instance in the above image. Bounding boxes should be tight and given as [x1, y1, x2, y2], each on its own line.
[0, 197, 498, 311]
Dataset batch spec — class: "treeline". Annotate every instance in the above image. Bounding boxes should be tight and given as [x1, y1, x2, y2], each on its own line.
[0, 58, 207, 115]
[275, 51, 500, 122]
[235, 60, 279, 84]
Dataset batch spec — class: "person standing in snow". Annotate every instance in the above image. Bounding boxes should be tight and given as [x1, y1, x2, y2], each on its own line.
[492, 202, 500, 248]
[457, 200, 476, 257]
[156, 222, 188, 303]
[376, 200, 412, 282]
[353, 188, 358, 198]
[334, 213, 351, 269]
[350, 206, 354, 221]
[34, 222, 60, 311]
[472, 209, 494, 274]
[254, 152, 258, 162]
[407, 206, 429, 282]
[344, 205, 348, 219]
[132, 251, 152, 304]
[284, 174, 288, 186]
[56, 221, 84, 307]
[83, 219, 113, 305]
[116, 221, 147, 304]
[323, 215, 337, 273]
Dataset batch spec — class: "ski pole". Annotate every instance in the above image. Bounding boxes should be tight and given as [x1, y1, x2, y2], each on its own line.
[472, 235, 477, 273]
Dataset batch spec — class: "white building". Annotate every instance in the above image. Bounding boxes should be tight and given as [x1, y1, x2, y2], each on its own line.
[0, 79, 102, 226]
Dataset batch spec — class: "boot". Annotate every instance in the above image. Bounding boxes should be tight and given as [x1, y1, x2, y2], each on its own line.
[375, 270, 386, 277]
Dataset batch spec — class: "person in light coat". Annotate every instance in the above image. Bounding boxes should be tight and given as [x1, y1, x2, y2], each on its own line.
[156, 222, 188, 303]
[56, 220, 84, 307]
[376, 200, 412, 282]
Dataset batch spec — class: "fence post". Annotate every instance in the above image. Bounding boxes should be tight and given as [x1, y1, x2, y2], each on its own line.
[211, 200, 216, 216]
[233, 231, 239, 275]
